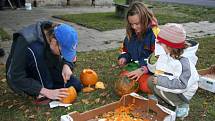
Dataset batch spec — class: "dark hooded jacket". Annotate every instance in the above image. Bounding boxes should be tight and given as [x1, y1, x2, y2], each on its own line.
[6, 21, 74, 96]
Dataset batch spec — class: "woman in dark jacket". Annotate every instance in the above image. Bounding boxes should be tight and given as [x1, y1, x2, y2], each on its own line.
[6, 21, 83, 102]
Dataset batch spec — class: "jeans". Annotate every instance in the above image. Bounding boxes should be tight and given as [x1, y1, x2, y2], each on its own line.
[26, 41, 83, 92]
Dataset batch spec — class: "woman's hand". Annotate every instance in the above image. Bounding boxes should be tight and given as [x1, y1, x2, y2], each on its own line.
[62, 64, 73, 83]
[118, 58, 126, 67]
[127, 68, 144, 81]
[40, 88, 69, 100]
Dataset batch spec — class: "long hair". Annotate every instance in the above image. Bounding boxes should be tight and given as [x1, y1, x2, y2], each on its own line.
[126, 2, 157, 40]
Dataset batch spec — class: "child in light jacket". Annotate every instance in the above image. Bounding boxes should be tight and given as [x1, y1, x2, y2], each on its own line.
[147, 23, 199, 119]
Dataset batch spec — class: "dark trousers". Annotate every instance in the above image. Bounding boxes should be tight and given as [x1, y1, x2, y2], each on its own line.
[91, 0, 95, 7]
[26, 41, 83, 92]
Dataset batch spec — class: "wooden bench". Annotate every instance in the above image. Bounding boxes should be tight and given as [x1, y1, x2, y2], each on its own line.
[115, 3, 129, 18]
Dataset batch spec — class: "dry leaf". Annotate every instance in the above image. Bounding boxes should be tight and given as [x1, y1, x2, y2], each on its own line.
[45, 112, 51, 116]
[19, 105, 25, 110]
[0, 78, 6, 82]
[95, 98, 100, 103]
[81, 99, 90, 104]
[102, 100, 106, 104]
[8, 105, 13, 109]
[100, 92, 108, 97]
[2, 90, 7, 94]
[25, 109, 30, 113]
[29, 115, 35, 119]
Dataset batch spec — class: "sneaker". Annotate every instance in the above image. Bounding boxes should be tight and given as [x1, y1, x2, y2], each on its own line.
[148, 94, 158, 102]
[175, 103, 189, 120]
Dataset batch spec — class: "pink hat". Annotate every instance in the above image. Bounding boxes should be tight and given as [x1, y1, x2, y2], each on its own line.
[157, 23, 186, 49]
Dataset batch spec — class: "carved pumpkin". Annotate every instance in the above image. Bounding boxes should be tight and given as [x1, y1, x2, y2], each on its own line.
[115, 70, 139, 96]
[61, 86, 77, 104]
[80, 69, 98, 86]
[115, 61, 152, 96]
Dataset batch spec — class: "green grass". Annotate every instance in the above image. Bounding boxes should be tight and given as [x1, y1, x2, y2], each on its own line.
[54, 0, 215, 31]
[0, 28, 11, 41]
[53, 12, 126, 31]
[0, 36, 215, 121]
[114, 0, 126, 4]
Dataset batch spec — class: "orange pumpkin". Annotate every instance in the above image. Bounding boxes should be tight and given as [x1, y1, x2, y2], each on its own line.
[80, 69, 98, 86]
[61, 86, 77, 104]
[138, 74, 152, 94]
[115, 71, 139, 96]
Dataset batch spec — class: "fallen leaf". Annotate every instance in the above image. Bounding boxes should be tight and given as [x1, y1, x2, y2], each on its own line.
[45, 112, 51, 116]
[102, 100, 106, 104]
[81, 99, 90, 104]
[0, 78, 6, 82]
[29, 115, 35, 119]
[18, 105, 25, 110]
[100, 92, 108, 97]
[25, 109, 30, 113]
[95, 98, 100, 103]
[8, 105, 13, 109]
[3, 90, 7, 94]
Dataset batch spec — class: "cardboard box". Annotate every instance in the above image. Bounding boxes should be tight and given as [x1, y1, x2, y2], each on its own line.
[198, 65, 215, 93]
[61, 93, 176, 121]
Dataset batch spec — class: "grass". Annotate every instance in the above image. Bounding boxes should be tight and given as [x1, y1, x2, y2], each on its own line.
[53, 12, 126, 31]
[0, 28, 11, 41]
[113, 0, 126, 4]
[0, 36, 215, 121]
[54, 0, 215, 31]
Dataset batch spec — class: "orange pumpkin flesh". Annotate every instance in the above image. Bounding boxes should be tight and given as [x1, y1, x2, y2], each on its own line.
[61, 86, 77, 104]
[80, 69, 98, 86]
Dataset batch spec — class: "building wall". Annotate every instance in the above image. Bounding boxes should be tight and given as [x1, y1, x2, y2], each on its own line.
[26, 0, 113, 7]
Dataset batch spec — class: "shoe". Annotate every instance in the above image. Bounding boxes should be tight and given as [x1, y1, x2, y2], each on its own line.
[33, 97, 51, 105]
[148, 94, 158, 102]
[175, 103, 189, 120]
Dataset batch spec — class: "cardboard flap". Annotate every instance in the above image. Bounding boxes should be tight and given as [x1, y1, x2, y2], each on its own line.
[198, 65, 215, 75]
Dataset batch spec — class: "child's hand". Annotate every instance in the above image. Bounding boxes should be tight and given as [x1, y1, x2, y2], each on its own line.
[118, 58, 126, 67]
[127, 68, 144, 81]
[152, 77, 158, 84]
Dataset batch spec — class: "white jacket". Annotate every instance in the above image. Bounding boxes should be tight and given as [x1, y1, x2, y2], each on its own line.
[148, 41, 199, 100]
